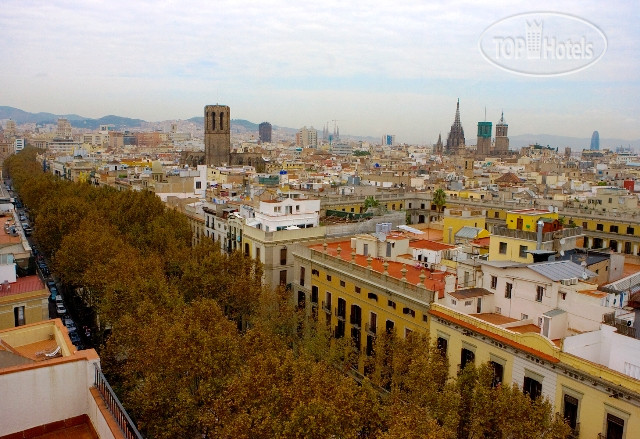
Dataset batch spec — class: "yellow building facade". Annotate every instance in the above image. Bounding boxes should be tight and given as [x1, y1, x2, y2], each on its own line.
[429, 304, 640, 439]
[0, 277, 49, 330]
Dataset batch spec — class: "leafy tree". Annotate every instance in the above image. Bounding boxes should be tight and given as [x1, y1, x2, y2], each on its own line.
[364, 196, 379, 210]
[433, 188, 447, 213]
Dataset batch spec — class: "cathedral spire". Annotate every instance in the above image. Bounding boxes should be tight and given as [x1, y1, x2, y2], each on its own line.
[446, 99, 465, 154]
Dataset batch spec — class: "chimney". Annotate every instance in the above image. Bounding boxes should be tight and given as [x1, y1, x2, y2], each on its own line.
[536, 220, 544, 250]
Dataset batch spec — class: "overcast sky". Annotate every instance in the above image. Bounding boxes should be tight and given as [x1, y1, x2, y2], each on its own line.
[1, 1, 638, 144]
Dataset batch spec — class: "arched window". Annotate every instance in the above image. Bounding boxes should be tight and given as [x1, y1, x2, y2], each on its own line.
[220, 112, 224, 130]
[211, 112, 216, 130]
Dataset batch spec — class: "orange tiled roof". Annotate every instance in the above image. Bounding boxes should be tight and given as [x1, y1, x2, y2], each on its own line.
[309, 241, 447, 296]
[0, 276, 46, 298]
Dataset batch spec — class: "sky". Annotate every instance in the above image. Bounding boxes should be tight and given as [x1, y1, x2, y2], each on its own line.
[1, 0, 638, 145]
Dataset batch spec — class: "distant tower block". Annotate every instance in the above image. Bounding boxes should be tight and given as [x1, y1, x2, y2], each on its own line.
[494, 112, 509, 154]
[476, 121, 492, 157]
[590, 130, 600, 151]
[204, 105, 230, 166]
[259, 122, 272, 143]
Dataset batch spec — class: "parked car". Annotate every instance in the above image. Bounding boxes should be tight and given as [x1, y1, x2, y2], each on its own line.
[65, 319, 77, 333]
[69, 332, 81, 345]
[50, 286, 59, 300]
[56, 302, 67, 315]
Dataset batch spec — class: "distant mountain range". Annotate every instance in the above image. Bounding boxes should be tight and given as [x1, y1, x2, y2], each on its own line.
[1, 106, 638, 150]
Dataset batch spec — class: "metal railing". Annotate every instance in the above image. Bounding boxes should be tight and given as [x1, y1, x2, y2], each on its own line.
[94, 364, 143, 439]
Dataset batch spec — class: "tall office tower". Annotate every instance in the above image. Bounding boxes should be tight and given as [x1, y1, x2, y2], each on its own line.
[434, 133, 443, 155]
[259, 122, 272, 143]
[382, 134, 396, 146]
[445, 99, 466, 155]
[56, 118, 72, 140]
[494, 112, 509, 154]
[590, 131, 600, 150]
[296, 126, 318, 148]
[204, 105, 231, 166]
[476, 121, 492, 157]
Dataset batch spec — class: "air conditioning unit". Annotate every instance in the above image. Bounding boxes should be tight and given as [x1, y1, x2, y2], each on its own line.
[570, 277, 578, 285]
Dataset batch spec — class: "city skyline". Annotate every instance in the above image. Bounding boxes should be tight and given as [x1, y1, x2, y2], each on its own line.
[1, 1, 638, 144]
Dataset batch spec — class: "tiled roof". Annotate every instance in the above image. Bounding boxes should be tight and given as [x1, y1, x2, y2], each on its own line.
[309, 241, 447, 295]
[0, 275, 46, 298]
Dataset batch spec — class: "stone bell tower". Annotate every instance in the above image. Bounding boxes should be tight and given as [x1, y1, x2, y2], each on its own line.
[204, 105, 230, 166]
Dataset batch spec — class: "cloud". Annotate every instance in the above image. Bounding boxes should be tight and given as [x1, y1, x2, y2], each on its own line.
[0, 0, 638, 143]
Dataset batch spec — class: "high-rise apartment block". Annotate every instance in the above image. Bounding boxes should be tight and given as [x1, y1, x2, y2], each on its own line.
[296, 126, 317, 148]
[56, 118, 72, 140]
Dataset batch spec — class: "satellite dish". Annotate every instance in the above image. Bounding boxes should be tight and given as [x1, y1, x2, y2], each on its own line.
[582, 272, 589, 280]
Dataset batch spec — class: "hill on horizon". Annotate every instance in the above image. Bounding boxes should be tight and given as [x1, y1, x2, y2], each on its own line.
[1, 106, 638, 150]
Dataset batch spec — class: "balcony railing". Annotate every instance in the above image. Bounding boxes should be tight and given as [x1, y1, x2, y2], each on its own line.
[491, 226, 583, 241]
[365, 322, 377, 335]
[602, 311, 636, 338]
[94, 364, 143, 439]
[335, 308, 345, 321]
[322, 301, 332, 315]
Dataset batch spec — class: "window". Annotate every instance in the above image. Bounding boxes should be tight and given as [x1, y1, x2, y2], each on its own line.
[312, 269, 319, 277]
[350, 304, 362, 327]
[14, 306, 25, 327]
[605, 412, 626, 439]
[583, 221, 588, 229]
[499, 242, 507, 254]
[496, 306, 501, 314]
[460, 348, 475, 370]
[388, 300, 396, 309]
[340, 280, 345, 287]
[297, 291, 306, 310]
[355, 286, 361, 294]
[560, 292, 567, 300]
[299, 267, 305, 286]
[523, 376, 542, 400]
[311, 286, 318, 304]
[562, 393, 579, 431]
[489, 360, 504, 387]
[490, 275, 497, 289]
[610, 225, 619, 233]
[244, 243, 250, 256]
[597, 223, 604, 231]
[422, 314, 428, 323]
[403, 307, 416, 317]
[627, 226, 634, 235]
[465, 300, 472, 306]
[437, 337, 448, 356]
[505, 282, 512, 299]
[386, 320, 395, 333]
[363, 243, 369, 256]
[327, 275, 332, 281]
[494, 211, 500, 218]
[521, 313, 529, 320]
[279, 270, 287, 285]
[280, 247, 287, 265]
[405, 328, 413, 338]
[519, 245, 528, 258]
[536, 286, 544, 302]
[451, 299, 457, 305]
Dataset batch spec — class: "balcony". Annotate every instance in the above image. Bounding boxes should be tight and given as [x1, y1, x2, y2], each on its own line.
[365, 322, 377, 335]
[350, 319, 361, 330]
[94, 364, 143, 439]
[322, 301, 332, 315]
[335, 308, 345, 321]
